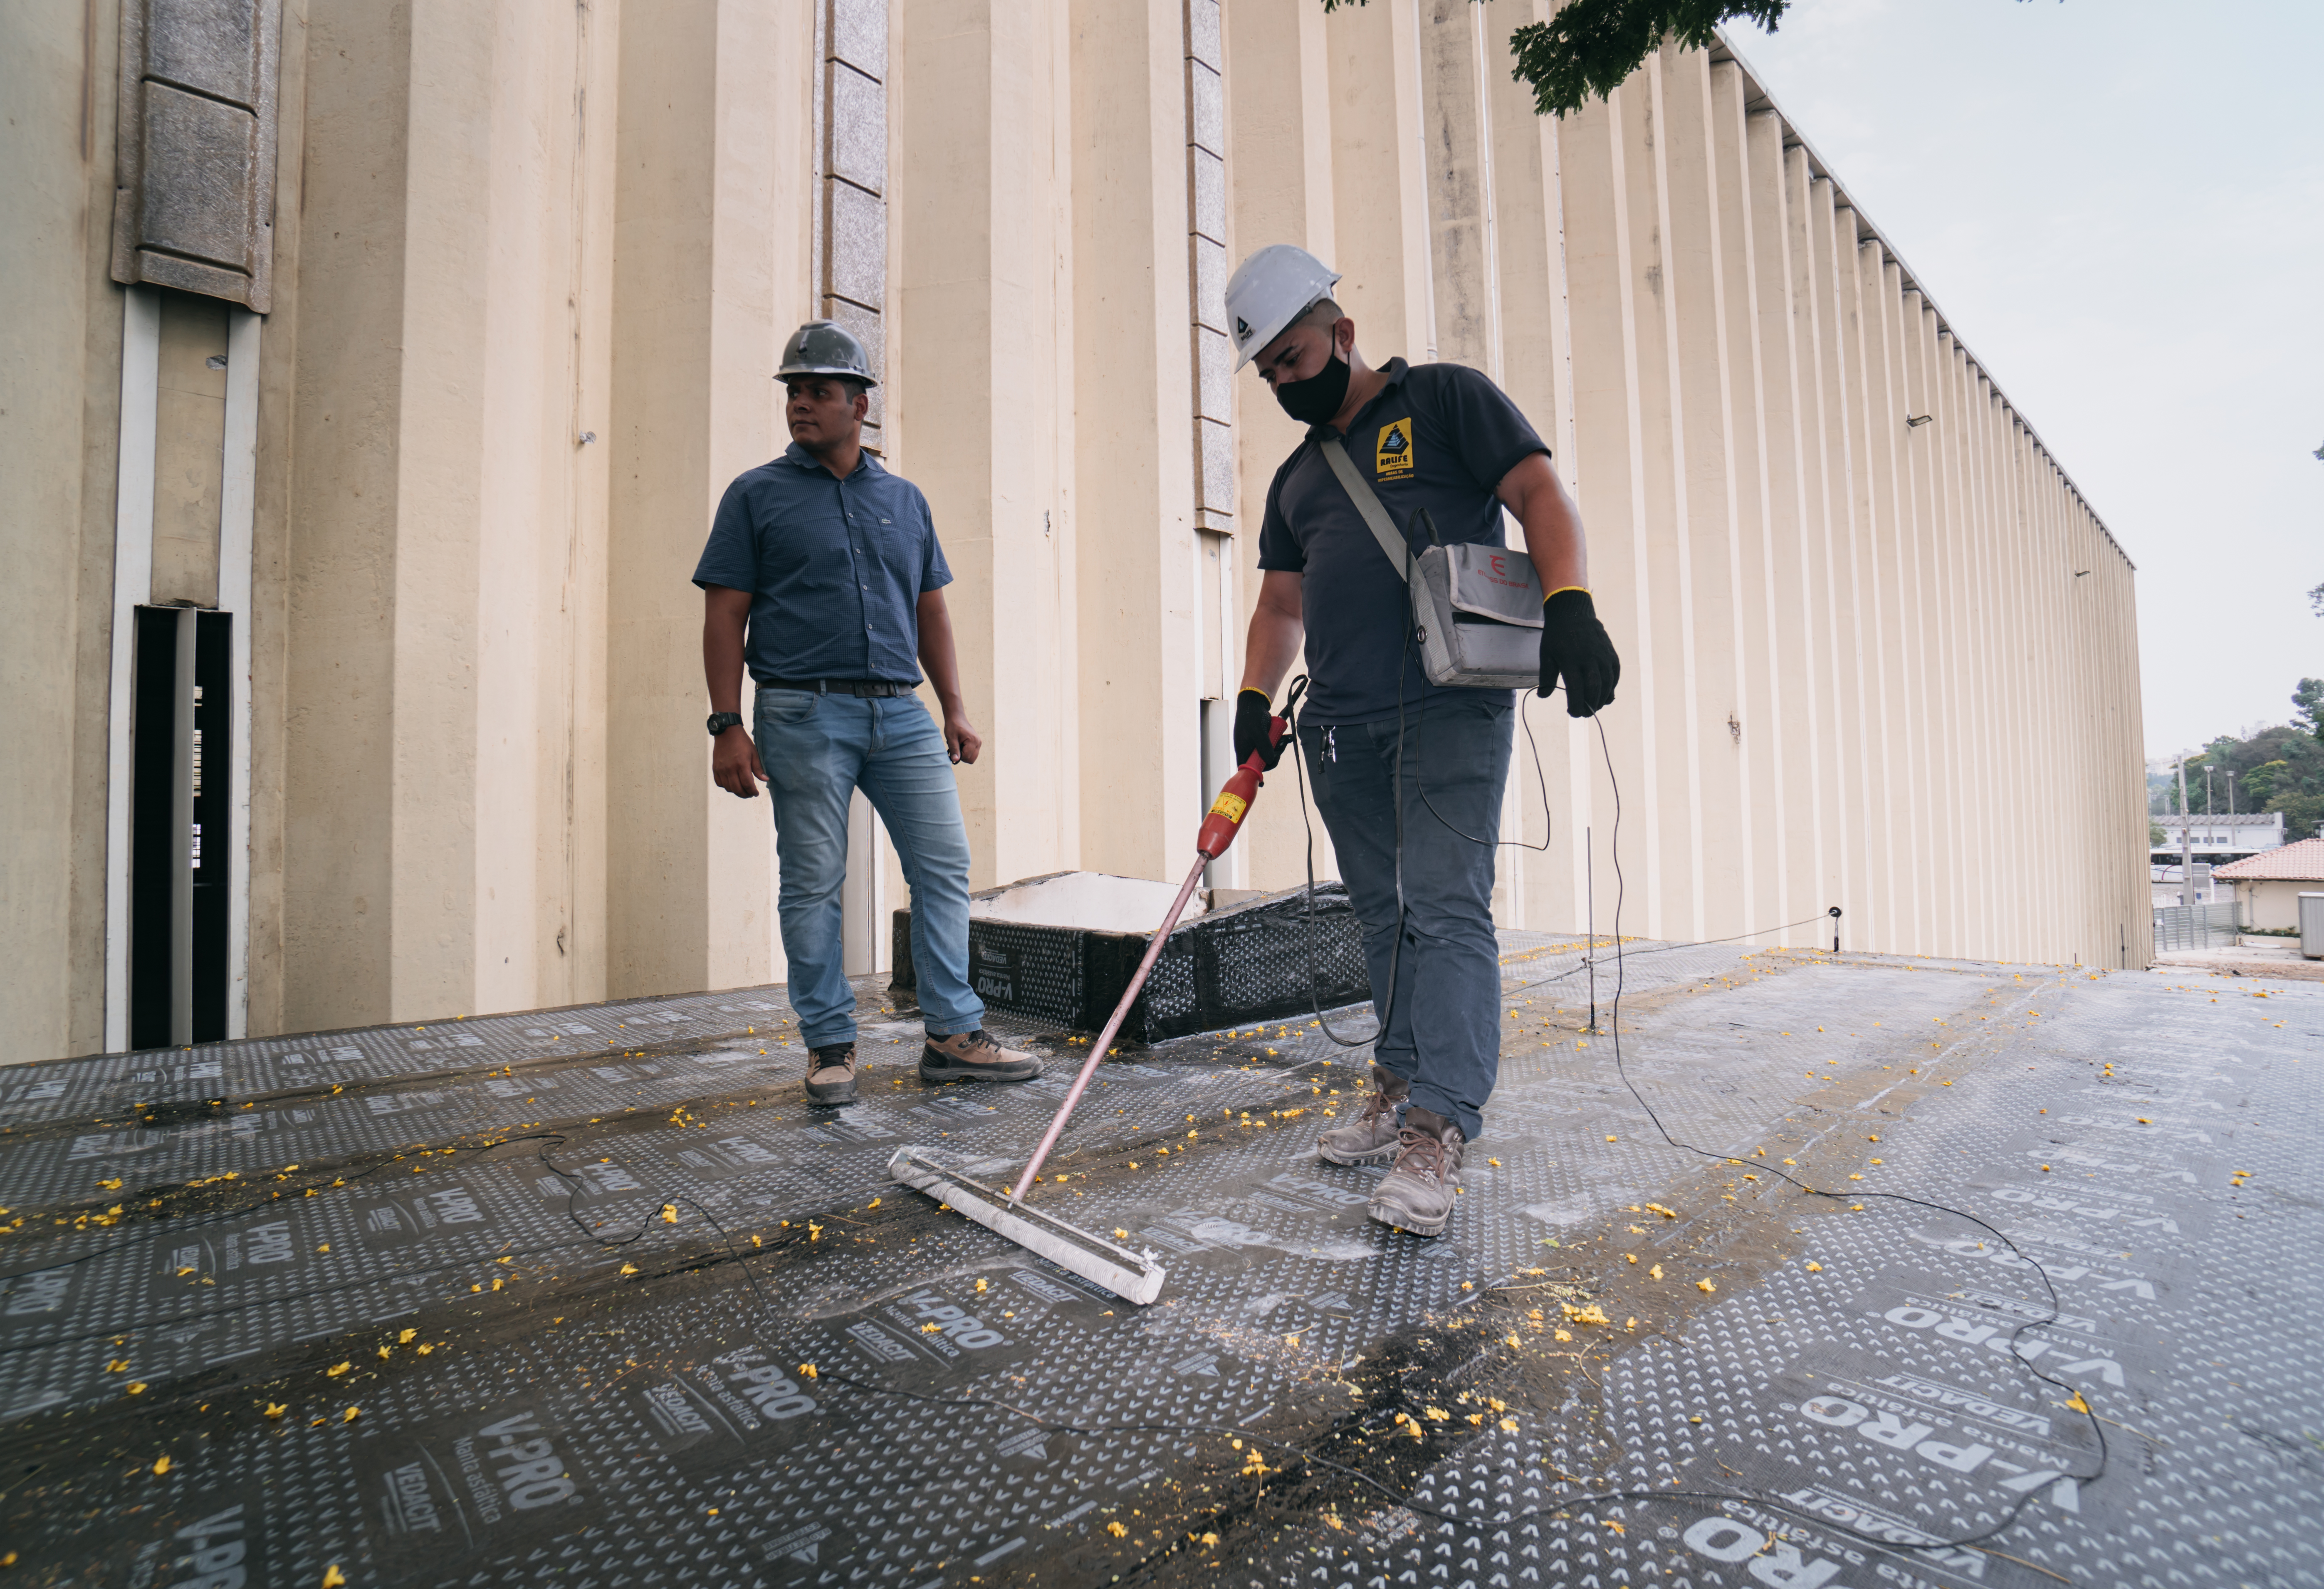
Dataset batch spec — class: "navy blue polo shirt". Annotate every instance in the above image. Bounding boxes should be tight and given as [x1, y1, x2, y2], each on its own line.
[1257, 359, 1549, 725]
[692, 442, 953, 683]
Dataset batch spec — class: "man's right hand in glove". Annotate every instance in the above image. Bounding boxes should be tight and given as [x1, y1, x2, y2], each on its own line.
[1538, 588, 1621, 717]
[1233, 687, 1287, 770]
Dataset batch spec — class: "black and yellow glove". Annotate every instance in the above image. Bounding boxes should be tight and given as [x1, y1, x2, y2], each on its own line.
[1538, 589, 1620, 717]
[1232, 688, 1287, 769]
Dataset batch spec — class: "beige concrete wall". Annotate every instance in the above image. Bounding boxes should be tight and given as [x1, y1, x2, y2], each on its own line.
[0, 0, 124, 1062]
[606, 0, 811, 1001]
[2, 1, 2147, 1063]
[2238, 882, 2312, 934]
[893, 0, 1079, 892]
[1219, 12, 2142, 969]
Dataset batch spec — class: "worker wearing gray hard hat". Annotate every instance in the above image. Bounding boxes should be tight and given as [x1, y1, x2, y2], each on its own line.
[695, 320, 1039, 1106]
[1228, 245, 1620, 1238]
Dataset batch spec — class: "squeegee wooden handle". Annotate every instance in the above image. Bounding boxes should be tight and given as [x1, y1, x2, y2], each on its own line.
[1009, 854, 1208, 1203]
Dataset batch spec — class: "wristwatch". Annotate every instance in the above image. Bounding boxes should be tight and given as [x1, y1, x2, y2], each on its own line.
[706, 712, 744, 736]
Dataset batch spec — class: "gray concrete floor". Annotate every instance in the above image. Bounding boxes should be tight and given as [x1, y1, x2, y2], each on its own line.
[0, 939, 2314, 1588]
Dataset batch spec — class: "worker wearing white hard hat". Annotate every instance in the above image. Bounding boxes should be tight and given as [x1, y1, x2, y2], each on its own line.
[1226, 244, 1621, 1240]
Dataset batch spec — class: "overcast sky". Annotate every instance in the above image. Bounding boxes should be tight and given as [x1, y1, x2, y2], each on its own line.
[1727, 0, 2323, 762]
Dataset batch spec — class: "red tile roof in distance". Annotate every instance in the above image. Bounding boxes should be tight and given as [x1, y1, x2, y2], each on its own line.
[2213, 835, 2324, 882]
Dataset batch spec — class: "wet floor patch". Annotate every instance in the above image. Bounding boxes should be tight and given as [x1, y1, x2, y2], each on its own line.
[0, 948, 2315, 1588]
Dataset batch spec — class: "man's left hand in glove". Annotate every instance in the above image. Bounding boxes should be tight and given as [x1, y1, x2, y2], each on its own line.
[1538, 588, 1621, 717]
[1233, 687, 1287, 770]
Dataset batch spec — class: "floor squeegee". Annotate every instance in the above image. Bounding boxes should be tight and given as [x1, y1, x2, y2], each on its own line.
[887, 690, 1300, 1305]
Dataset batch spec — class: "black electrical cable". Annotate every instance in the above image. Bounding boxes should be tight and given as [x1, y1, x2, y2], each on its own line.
[1582, 712, 2109, 1554]
[1495, 910, 1834, 1002]
[1258, 563, 2111, 1559]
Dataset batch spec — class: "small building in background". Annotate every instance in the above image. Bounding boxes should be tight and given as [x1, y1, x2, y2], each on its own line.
[2151, 811, 2285, 865]
[2214, 838, 2324, 931]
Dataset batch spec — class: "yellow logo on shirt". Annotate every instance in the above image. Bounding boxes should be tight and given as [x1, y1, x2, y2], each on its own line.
[1375, 418, 1414, 479]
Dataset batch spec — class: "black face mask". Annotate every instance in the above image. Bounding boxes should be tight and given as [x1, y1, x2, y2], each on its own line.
[1273, 347, 1351, 425]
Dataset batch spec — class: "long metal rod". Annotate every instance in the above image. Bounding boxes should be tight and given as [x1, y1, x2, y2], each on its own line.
[1008, 853, 1209, 1203]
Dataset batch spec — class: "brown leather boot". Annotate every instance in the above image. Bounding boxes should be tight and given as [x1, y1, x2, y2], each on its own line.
[1316, 1063, 1411, 1166]
[1367, 1106, 1465, 1237]
[919, 1029, 1041, 1083]
[805, 1043, 859, 1106]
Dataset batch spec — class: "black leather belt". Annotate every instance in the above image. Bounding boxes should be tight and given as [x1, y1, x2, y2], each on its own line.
[756, 677, 917, 697]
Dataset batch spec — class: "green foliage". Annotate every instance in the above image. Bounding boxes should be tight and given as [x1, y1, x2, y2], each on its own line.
[2153, 708, 2324, 843]
[1317, 0, 1790, 118]
[1506, 0, 1788, 116]
[2294, 676, 2324, 741]
[2149, 821, 2166, 847]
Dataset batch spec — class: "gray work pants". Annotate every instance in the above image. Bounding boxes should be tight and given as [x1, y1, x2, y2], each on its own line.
[1300, 691, 1512, 1140]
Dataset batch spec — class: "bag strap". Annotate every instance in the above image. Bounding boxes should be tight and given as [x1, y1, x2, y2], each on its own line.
[1312, 426, 1412, 578]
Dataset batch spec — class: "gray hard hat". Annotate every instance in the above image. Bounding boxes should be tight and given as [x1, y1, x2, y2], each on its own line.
[776, 319, 878, 388]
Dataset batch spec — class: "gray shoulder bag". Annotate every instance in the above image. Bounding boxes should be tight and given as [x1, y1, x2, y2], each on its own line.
[1312, 429, 1542, 689]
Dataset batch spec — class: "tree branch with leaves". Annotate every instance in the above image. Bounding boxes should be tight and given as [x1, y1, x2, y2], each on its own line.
[1318, 0, 1790, 117]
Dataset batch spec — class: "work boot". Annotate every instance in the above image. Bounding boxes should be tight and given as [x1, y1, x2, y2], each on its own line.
[920, 1029, 1042, 1084]
[1316, 1063, 1411, 1166]
[1367, 1107, 1465, 1238]
[805, 1043, 859, 1107]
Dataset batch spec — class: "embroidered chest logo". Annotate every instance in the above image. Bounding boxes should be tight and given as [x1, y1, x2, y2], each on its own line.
[1375, 418, 1414, 480]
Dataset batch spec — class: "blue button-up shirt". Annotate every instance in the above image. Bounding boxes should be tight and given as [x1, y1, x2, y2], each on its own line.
[692, 443, 953, 683]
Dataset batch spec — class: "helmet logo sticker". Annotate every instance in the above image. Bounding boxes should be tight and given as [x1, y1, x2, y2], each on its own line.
[1234, 316, 1251, 341]
[1375, 418, 1414, 481]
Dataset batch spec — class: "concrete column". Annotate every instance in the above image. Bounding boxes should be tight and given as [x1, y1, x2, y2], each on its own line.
[1659, 47, 1752, 944]
[1415, 0, 1537, 926]
[1481, 2, 1588, 933]
[1223, 0, 1338, 895]
[1829, 225, 1898, 953]
[1856, 250, 1919, 952]
[604, 0, 811, 1001]
[1555, 87, 1664, 939]
[1741, 106, 1820, 946]
[1070, 0, 1204, 883]
[1776, 143, 1843, 937]
[470, 0, 617, 1016]
[1622, 58, 1702, 942]
[1800, 182, 1871, 947]
[1703, 63, 1780, 946]
[1322, 0, 1433, 363]
[279, 0, 419, 1030]
[893, 0, 1077, 891]
[1899, 296, 1958, 955]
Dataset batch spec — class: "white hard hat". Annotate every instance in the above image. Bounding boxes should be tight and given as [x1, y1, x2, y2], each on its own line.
[1224, 244, 1342, 370]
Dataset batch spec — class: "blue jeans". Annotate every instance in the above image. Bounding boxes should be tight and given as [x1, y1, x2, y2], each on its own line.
[754, 689, 983, 1048]
[1300, 692, 1513, 1140]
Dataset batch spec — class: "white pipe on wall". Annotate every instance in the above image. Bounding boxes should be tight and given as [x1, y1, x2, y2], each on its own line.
[104, 288, 162, 1054]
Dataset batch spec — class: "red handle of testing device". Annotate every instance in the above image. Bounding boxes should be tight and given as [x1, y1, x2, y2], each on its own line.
[1194, 714, 1288, 859]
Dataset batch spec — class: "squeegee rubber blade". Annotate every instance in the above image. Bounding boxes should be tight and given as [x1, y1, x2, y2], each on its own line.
[888, 1148, 1165, 1306]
